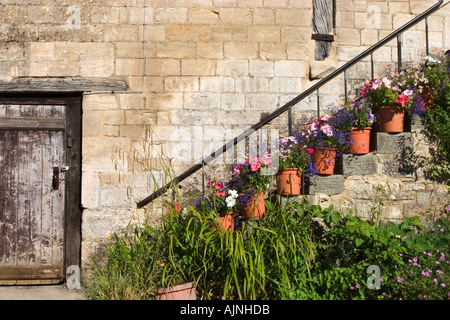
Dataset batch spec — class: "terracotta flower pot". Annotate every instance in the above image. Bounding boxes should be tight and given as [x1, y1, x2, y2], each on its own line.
[378, 105, 405, 133]
[240, 191, 265, 220]
[313, 147, 336, 175]
[349, 127, 371, 154]
[154, 282, 196, 300]
[276, 168, 302, 195]
[214, 212, 234, 232]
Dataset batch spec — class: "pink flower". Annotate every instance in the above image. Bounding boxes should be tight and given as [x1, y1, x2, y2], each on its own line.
[395, 94, 409, 107]
[261, 154, 272, 166]
[307, 148, 315, 155]
[320, 113, 332, 121]
[215, 182, 224, 191]
[250, 162, 261, 172]
[217, 192, 225, 197]
[232, 164, 244, 179]
[320, 124, 333, 137]
[371, 79, 381, 89]
[402, 89, 414, 96]
[306, 122, 318, 133]
[381, 77, 391, 88]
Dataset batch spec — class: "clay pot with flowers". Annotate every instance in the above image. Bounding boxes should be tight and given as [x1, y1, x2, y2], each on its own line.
[189, 180, 239, 232]
[301, 113, 348, 175]
[274, 135, 313, 195]
[360, 77, 415, 133]
[228, 153, 273, 220]
[336, 100, 375, 154]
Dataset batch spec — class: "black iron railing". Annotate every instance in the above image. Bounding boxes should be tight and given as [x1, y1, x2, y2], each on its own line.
[137, 0, 446, 208]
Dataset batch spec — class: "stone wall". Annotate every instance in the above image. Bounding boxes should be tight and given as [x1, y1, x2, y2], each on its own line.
[305, 127, 449, 223]
[0, 0, 449, 277]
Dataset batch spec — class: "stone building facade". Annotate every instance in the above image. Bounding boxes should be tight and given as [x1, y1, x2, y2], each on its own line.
[0, 0, 449, 281]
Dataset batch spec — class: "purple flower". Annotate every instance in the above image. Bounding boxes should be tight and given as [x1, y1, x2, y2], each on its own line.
[355, 284, 360, 289]
[397, 276, 402, 283]
[441, 283, 446, 288]
[350, 286, 354, 290]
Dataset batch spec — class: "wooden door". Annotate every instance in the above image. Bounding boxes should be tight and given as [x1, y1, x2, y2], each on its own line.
[0, 101, 72, 284]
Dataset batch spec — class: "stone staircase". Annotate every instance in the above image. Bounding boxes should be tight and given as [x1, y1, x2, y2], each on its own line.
[279, 115, 449, 221]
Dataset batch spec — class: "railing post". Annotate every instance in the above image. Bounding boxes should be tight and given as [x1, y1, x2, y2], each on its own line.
[316, 88, 320, 118]
[397, 34, 402, 70]
[425, 17, 430, 55]
[344, 70, 348, 103]
[202, 161, 205, 196]
[288, 106, 293, 135]
[370, 53, 374, 80]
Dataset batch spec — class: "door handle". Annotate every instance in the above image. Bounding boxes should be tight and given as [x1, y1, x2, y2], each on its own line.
[53, 167, 59, 190]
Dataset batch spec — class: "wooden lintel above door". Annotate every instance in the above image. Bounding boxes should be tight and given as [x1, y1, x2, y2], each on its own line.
[0, 78, 127, 93]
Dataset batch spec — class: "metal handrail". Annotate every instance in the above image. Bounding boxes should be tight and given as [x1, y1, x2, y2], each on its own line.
[137, 0, 444, 208]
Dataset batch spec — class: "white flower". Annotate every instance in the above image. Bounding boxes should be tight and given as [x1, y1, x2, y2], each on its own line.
[228, 189, 238, 198]
[425, 56, 440, 64]
[226, 196, 236, 208]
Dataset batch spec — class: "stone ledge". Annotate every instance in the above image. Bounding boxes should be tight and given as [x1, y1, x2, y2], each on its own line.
[308, 174, 344, 195]
[343, 153, 378, 175]
[375, 132, 412, 154]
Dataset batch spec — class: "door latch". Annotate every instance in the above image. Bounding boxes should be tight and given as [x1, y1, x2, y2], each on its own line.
[61, 166, 70, 172]
[53, 167, 59, 190]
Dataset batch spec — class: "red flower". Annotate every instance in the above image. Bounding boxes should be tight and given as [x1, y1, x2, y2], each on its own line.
[395, 94, 409, 107]
[168, 202, 180, 215]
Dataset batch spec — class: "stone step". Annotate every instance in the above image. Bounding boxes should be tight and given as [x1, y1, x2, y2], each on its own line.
[374, 132, 412, 154]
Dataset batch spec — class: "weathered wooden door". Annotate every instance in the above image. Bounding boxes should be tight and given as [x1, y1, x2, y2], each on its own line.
[0, 96, 81, 284]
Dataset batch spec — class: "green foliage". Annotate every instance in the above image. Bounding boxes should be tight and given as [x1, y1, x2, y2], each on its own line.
[422, 51, 450, 184]
[86, 199, 450, 300]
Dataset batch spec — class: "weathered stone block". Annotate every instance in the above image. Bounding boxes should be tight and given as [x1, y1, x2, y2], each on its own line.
[343, 153, 378, 175]
[308, 175, 344, 195]
[378, 154, 415, 177]
[375, 132, 412, 154]
[349, 183, 374, 200]
[408, 113, 425, 131]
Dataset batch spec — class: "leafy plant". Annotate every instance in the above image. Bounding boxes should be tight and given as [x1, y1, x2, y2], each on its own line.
[275, 135, 313, 171]
[228, 154, 273, 197]
[189, 180, 240, 215]
[299, 112, 351, 151]
[360, 76, 415, 112]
